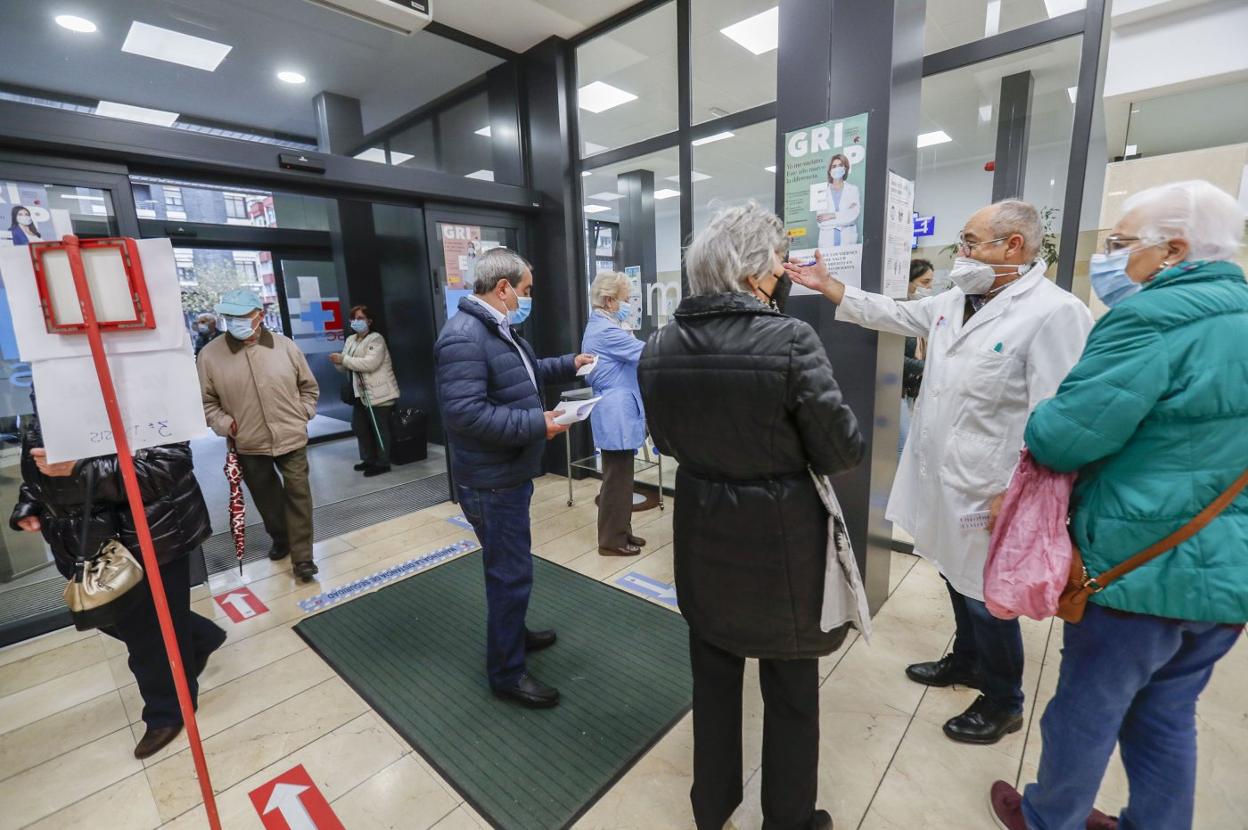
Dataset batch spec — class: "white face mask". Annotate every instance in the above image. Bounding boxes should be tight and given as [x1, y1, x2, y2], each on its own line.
[948, 257, 1027, 295]
[910, 286, 933, 300]
[16, 213, 33, 226]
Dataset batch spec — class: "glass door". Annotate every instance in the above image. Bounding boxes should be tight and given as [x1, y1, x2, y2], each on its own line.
[277, 257, 352, 433]
[424, 207, 524, 331]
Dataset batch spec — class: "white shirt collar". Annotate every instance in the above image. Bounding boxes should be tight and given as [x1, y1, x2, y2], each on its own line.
[467, 293, 507, 326]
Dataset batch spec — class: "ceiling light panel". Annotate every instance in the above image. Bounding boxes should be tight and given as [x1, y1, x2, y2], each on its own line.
[653, 189, 681, 200]
[589, 192, 625, 201]
[578, 81, 638, 114]
[917, 130, 952, 148]
[720, 6, 779, 55]
[96, 100, 179, 127]
[584, 205, 611, 214]
[691, 131, 734, 146]
[465, 170, 495, 181]
[122, 22, 232, 71]
[55, 15, 97, 33]
[1044, 0, 1086, 17]
[666, 172, 711, 183]
[475, 126, 491, 137]
[277, 71, 306, 84]
[764, 165, 776, 173]
[353, 148, 387, 164]
[389, 151, 414, 165]
[1067, 86, 1078, 103]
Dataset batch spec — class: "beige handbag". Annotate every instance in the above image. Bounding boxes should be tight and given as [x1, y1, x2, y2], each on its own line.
[62, 466, 146, 631]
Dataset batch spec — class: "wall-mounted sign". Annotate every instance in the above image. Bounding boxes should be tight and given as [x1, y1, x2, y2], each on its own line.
[913, 214, 936, 238]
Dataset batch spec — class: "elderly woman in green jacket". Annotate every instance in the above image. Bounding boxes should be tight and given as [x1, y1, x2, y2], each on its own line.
[990, 180, 1248, 830]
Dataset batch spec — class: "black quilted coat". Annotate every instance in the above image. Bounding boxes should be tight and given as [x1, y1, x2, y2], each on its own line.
[639, 292, 865, 659]
[9, 415, 212, 579]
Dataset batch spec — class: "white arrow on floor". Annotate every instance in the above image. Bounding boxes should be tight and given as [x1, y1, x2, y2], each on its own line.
[623, 574, 677, 602]
[264, 782, 315, 830]
[220, 591, 257, 619]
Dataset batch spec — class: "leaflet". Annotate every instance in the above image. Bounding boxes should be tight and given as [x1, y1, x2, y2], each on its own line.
[553, 396, 602, 426]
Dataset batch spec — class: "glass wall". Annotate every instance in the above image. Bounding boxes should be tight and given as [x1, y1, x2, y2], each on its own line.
[924, 0, 1086, 54]
[691, 0, 779, 123]
[131, 177, 331, 231]
[691, 119, 777, 233]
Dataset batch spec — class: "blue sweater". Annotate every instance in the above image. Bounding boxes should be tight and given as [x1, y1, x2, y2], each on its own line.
[434, 297, 577, 489]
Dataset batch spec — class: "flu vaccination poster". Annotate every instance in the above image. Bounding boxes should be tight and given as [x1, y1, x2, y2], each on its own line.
[783, 113, 868, 292]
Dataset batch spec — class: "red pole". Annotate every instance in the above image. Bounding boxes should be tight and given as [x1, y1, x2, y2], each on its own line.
[62, 236, 222, 829]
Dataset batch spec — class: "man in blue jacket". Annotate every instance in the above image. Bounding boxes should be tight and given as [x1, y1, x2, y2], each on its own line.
[434, 247, 592, 708]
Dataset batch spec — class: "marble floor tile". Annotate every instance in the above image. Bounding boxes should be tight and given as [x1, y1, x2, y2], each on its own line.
[0, 626, 96, 669]
[534, 522, 600, 564]
[0, 727, 143, 830]
[0, 660, 115, 736]
[25, 770, 161, 830]
[0, 691, 128, 782]
[820, 617, 952, 718]
[332, 754, 461, 829]
[0, 635, 108, 697]
[432, 804, 494, 829]
[888, 550, 919, 594]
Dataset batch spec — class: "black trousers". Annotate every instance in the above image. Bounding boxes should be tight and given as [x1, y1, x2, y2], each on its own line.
[352, 401, 393, 466]
[689, 632, 822, 830]
[100, 556, 227, 728]
[597, 449, 635, 548]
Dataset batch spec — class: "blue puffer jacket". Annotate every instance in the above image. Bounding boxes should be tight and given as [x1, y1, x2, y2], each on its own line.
[434, 296, 577, 489]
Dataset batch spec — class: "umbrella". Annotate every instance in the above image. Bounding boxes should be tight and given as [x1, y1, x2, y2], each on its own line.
[224, 439, 246, 576]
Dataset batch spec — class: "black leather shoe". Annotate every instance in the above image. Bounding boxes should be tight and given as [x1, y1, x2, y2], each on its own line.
[363, 464, 391, 478]
[194, 628, 228, 678]
[493, 673, 560, 709]
[353, 462, 368, 471]
[525, 629, 557, 652]
[812, 810, 834, 830]
[134, 724, 183, 759]
[268, 545, 290, 561]
[599, 543, 642, 557]
[627, 534, 647, 547]
[294, 561, 319, 583]
[905, 654, 983, 689]
[943, 695, 1023, 744]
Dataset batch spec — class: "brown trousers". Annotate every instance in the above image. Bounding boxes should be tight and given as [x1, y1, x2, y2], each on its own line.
[238, 447, 314, 564]
[598, 450, 635, 548]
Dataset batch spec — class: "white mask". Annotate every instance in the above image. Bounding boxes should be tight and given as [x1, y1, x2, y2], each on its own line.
[948, 257, 1026, 295]
[16, 213, 33, 226]
[910, 286, 932, 300]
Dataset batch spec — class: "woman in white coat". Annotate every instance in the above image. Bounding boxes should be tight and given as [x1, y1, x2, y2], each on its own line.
[330, 305, 400, 477]
[815, 153, 861, 249]
[787, 200, 1094, 745]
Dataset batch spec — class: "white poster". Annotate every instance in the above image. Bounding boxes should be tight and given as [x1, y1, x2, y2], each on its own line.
[883, 171, 916, 300]
[622, 265, 643, 330]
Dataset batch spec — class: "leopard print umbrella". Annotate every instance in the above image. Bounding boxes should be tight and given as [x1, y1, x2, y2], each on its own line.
[224, 440, 246, 576]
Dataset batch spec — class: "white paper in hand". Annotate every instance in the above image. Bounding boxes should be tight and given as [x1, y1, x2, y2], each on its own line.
[576, 356, 598, 377]
[553, 396, 602, 426]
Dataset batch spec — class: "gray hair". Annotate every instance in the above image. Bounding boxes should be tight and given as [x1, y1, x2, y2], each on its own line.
[988, 200, 1044, 259]
[590, 271, 630, 308]
[1121, 179, 1245, 262]
[472, 247, 532, 295]
[685, 202, 785, 296]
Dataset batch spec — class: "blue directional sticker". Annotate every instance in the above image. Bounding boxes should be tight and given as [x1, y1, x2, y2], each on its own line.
[446, 514, 474, 530]
[615, 571, 678, 607]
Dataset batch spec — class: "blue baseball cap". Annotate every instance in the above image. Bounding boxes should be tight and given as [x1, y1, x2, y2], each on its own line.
[214, 288, 264, 316]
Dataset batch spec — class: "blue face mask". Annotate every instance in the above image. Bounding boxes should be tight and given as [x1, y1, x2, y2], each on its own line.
[350, 319, 368, 334]
[226, 316, 258, 340]
[506, 284, 532, 326]
[1089, 251, 1142, 308]
[614, 301, 631, 323]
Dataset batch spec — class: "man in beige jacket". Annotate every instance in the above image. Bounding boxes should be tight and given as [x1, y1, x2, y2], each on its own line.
[198, 289, 321, 581]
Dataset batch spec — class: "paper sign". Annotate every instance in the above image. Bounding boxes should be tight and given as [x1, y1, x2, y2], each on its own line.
[883, 171, 916, 299]
[249, 764, 344, 830]
[214, 586, 269, 623]
[553, 396, 602, 426]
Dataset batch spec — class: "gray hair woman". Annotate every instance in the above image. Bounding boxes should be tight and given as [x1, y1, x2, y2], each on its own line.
[582, 271, 647, 556]
[638, 202, 865, 830]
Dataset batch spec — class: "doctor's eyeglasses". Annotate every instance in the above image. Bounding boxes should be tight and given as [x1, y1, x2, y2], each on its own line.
[956, 233, 1009, 255]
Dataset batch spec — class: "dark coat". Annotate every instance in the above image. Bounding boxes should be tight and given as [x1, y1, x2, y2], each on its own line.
[903, 336, 925, 400]
[638, 292, 865, 659]
[9, 415, 212, 579]
[434, 296, 577, 490]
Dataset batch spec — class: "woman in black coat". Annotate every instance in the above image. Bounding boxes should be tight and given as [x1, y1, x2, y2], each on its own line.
[10, 409, 226, 759]
[638, 203, 865, 830]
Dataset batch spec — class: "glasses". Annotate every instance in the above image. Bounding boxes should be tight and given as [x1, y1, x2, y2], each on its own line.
[956, 234, 1008, 254]
[1101, 234, 1148, 256]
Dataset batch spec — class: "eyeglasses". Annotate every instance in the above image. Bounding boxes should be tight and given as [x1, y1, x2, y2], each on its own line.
[1101, 234, 1146, 256]
[956, 233, 1008, 254]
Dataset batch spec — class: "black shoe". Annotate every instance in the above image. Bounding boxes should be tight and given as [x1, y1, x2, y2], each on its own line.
[268, 545, 290, 561]
[812, 810, 834, 830]
[526, 629, 557, 652]
[493, 673, 560, 709]
[943, 695, 1023, 745]
[193, 629, 228, 677]
[627, 534, 647, 547]
[905, 654, 983, 689]
[363, 464, 391, 478]
[354, 462, 369, 471]
[134, 724, 183, 759]
[293, 561, 319, 583]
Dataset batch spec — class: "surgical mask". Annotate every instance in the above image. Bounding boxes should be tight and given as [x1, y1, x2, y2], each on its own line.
[614, 301, 631, 323]
[506, 284, 532, 326]
[829, 167, 847, 181]
[195, 324, 209, 334]
[910, 286, 932, 300]
[16, 213, 33, 226]
[350, 319, 368, 334]
[948, 257, 1025, 295]
[226, 316, 258, 340]
[1089, 251, 1141, 308]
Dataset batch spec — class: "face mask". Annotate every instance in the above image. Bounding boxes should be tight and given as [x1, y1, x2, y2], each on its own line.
[948, 257, 1026, 296]
[829, 167, 847, 181]
[195, 324, 209, 334]
[769, 272, 791, 312]
[1089, 251, 1142, 308]
[614, 301, 631, 323]
[506, 283, 532, 326]
[350, 319, 368, 334]
[910, 286, 933, 300]
[17, 213, 33, 226]
[226, 316, 258, 340]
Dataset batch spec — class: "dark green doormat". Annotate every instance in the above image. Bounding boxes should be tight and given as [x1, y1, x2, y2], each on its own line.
[294, 551, 692, 830]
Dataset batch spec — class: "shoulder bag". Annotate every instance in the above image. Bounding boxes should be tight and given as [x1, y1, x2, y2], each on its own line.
[63, 465, 146, 630]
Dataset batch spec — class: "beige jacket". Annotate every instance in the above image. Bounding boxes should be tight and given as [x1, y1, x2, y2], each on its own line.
[198, 328, 320, 456]
[340, 331, 400, 405]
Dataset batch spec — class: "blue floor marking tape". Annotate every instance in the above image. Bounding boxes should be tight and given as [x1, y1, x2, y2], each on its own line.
[298, 539, 480, 613]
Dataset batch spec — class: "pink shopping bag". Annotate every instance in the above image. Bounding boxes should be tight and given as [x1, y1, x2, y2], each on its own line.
[984, 449, 1077, 620]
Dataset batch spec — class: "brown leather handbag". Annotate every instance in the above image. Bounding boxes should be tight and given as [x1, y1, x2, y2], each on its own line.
[1058, 467, 1248, 623]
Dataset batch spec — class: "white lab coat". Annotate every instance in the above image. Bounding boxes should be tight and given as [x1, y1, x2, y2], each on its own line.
[836, 260, 1093, 600]
[815, 182, 861, 248]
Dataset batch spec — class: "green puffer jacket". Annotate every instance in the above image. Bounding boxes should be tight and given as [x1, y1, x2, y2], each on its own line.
[1025, 259, 1248, 624]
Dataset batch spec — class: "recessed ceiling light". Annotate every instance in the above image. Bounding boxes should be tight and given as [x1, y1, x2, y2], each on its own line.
[764, 165, 776, 173]
[475, 125, 491, 137]
[581, 171, 592, 178]
[720, 6, 779, 55]
[277, 70, 306, 84]
[465, 170, 495, 182]
[1066, 86, 1077, 103]
[1050, 179, 1056, 187]
[1125, 144, 1138, 156]
[653, 188, 681, 200]
[122, 22, 232, 72]
[55, 14, 97, 33]
[979, 104, 993, 122]
[665, 172, 711, 183]
[578, 81, 638, 114]
[589, 192, 625, 201]
[584, 205, 611, 214]
[57, 193, 105, 201]
[353, 148, 387, 164]
[584, 141, 608, 155]
[390, 151, 414, 165]
[1043, 0, 1086, 17]
[691, 131, 734, 146]
[96, 100, 179, 127]
[917, 130, 952, 148]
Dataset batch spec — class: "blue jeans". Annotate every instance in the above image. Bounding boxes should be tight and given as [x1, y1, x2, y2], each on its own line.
[457, 480, 536, 689]
[946, 578, 1025, 714]
[1023, 602, 1243, 830]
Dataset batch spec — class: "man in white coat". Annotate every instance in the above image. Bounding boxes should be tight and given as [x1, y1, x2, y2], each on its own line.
[787, 200, 1093, 745]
